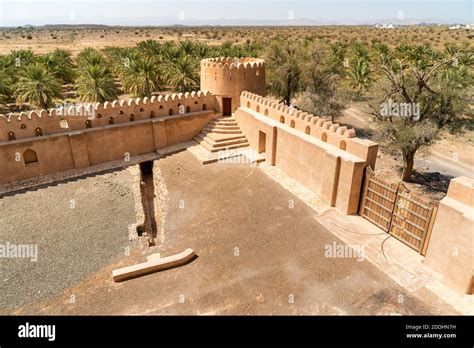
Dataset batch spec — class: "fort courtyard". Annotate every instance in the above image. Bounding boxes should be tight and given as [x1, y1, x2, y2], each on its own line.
[0, 150, 462, 315]
[0, 57, 472, 315]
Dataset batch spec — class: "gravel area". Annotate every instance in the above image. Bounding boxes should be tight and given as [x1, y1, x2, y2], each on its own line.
[0, 169, 138, 310]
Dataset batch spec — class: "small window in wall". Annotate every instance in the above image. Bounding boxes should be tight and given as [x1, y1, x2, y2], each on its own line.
[279, 116, 285, 123]
[35, 127, 43, 136]
[202, 104, 207, 111]
[186, 106, 191, 113]
[264, 109, 269, 116]
[321, 133, 327, 142]
[108, 116, 114, 125]
[129, 114, 135, 121]
[59, 119, 69, 129]
[247, 101, 251, 108]
[139, 107, 144, 112]
[85, 120, 92, 128]
[340, 140, 347, 151]
[290, 120, 295, 128]
[119, 110, 124, 115]
[97, 113, 102, 118]
[194, 101, 199, 105]
[305, 125, 310, 135]
[159, 105, 164, 109]
[21, 124, 27, 129]
[150, 111, 156, 118]
[8, 131, 16, 141]
[23, 149, 38, 165]
[169, 109, 174, 116]
[256, 105, 260, 113]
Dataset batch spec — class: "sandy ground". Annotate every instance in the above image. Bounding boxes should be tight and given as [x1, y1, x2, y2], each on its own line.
[0, 26, 470, 56]
[2, 151, 459, 315]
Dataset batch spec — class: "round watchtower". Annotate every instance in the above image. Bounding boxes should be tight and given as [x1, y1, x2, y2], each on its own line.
[200, 57, 266, 116]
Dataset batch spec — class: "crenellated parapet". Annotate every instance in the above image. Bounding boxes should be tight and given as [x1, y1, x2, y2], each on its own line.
[0, 91, 216, 142]
[200, 57, 266, 113]
[200, 57, 265, 69]
[240, 91, 378, 166]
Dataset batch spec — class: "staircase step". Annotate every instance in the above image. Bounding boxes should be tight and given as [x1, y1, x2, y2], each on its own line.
[195, 136, 248, 148]
[210, 119, 238, 125]
[197, 133, 247, 143]
[203, 127, 242, 134]
[205, 125, 240, 130]
[199, 140, 249, 152]
[195, 116, 249, 154]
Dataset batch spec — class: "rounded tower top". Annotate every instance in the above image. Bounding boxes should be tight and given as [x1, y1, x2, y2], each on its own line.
[200, 57, 265, 69]
[200, 57, 266, 113]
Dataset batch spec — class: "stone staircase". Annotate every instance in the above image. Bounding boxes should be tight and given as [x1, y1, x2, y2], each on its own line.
[194, 116, 249, 153]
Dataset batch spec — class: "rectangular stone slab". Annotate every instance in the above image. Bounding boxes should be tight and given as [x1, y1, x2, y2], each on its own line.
[112, 248, 195, 282]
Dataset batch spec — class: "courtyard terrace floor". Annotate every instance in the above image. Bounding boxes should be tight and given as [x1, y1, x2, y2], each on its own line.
[1, 150, 464, 315]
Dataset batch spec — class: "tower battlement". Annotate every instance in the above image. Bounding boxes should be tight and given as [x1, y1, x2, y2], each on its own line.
[200, 57, 266, 114]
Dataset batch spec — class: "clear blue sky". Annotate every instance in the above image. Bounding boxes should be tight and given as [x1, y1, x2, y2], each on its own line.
[0, 0, 472, 26]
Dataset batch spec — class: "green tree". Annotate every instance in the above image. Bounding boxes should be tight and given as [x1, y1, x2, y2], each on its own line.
[370, 44, 473, 182]
[161, 55, 199, 93]
[75, 64, 118, 103]
[347, 42, 372, 98]
[298, 42, 347, 122]
[121, 57, 162, 97]
[347, 57, 372, 97]
[77, 47, 106, 67]
[13, 63, 62, 109]
[266, 40, 303, 106]
[38, 49, 75, 84]
[0, 68, 11, 106]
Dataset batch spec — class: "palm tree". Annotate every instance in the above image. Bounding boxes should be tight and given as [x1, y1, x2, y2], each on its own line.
[121, 57, 162, 97]
[77, 48, 106, 68]
[137, 39, 161, 59]
[347, 57, 372, 97]
[38, 49, 75, 84]
[0, 69, 11, 106]
[75, 64, 118, 103]
[13, 63, 62, 109]
[161, 55, 199, 93]
[9, 50, 36, 69]
[179, 41, 195, 56]
[193, 42, 210, 59]
[161, 42, 182, 62]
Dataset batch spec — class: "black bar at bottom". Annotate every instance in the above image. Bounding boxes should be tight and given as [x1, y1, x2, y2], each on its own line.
[0, 315, 472, 346]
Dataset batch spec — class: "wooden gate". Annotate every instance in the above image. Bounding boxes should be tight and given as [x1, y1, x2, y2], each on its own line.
[359, 167, 398, 232]
[359, 167, 438, 255]
[389, 184, 438, 255]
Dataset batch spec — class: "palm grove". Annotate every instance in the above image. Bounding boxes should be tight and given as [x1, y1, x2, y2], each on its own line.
[0, 38, 472, 182]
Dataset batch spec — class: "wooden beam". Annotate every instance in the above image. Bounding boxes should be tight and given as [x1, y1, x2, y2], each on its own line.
[112, 248, 196, 282]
